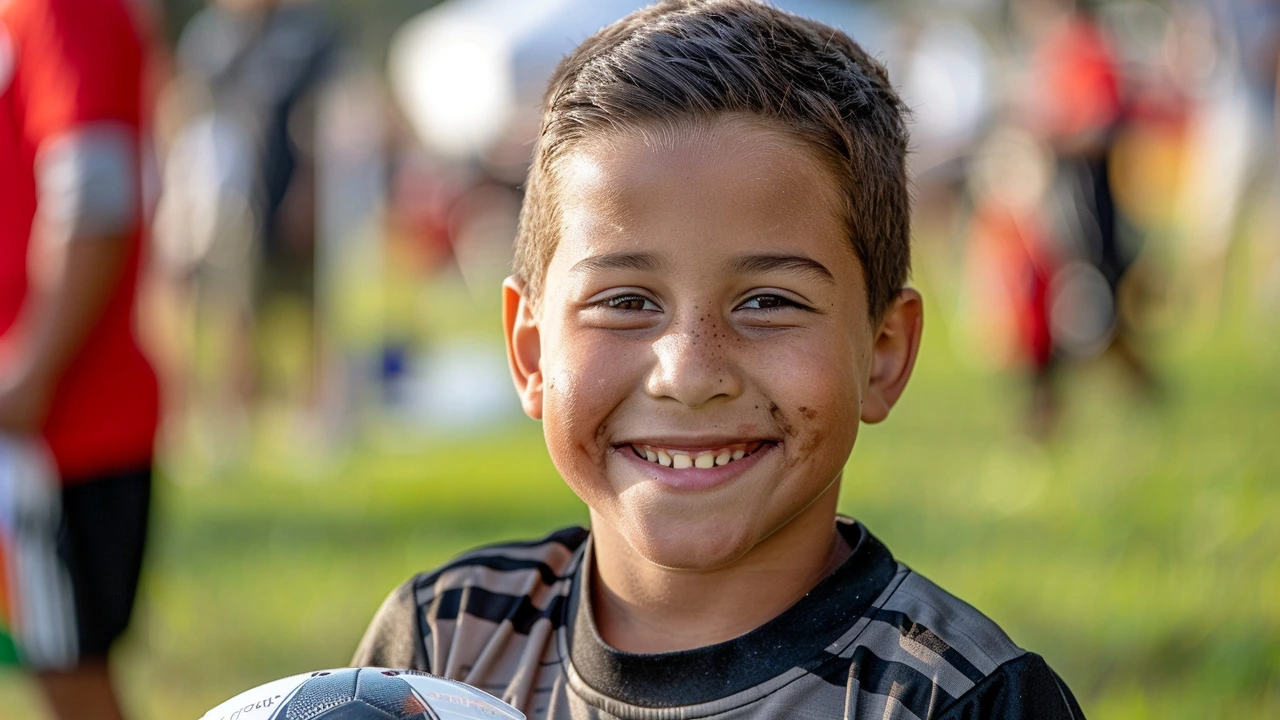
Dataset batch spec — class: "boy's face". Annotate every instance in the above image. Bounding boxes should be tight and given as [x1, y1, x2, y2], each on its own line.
[505, 116, 920, 570]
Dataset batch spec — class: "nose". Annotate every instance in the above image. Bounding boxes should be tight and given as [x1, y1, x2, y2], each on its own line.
[645, 312, 743, 407]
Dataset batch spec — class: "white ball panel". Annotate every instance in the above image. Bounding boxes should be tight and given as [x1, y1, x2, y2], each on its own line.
[199, 668, 526, 720]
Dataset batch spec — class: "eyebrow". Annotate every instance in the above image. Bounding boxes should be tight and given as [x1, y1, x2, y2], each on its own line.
[570, 252, 663, 275]
[569, 250, 835, 284]
[730, 254, 835, 284]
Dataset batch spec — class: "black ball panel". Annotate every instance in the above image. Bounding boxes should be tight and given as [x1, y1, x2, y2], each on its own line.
[277, 669, 434, 720]
[285, 670, 359, 720]
[356, 670, 432, 717]
[312, 701, 397, 720]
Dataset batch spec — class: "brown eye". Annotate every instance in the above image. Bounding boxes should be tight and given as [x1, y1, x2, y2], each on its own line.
[739, 294, 802, 311]
[607, 295, 658, 311]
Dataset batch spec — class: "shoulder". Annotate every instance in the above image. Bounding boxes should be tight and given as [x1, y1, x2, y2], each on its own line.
[840, 565, 1083, 718]
[3, 0, 141, 105]
[5, 0, 137, 41]
[410, 525, 588, 605]
[872, 567, 1025, 679]
[353, 527, 589, 671]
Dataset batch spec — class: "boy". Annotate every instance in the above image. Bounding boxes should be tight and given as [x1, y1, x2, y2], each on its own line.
[354, 2, 1085, 718]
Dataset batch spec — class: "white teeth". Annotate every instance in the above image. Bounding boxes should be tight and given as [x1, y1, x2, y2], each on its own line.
[634, 444, 760, 468]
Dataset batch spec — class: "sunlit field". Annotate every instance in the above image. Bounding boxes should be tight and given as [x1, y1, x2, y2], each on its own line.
[2, 255, 1278, 719]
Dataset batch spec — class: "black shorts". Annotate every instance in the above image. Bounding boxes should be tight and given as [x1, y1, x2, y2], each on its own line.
[56, 467, 152, 660]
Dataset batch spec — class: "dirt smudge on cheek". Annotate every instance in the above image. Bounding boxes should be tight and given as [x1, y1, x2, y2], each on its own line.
[769, 402, 828, 458]
[795, 406, 827, 456]
[768, 402, 794, 438]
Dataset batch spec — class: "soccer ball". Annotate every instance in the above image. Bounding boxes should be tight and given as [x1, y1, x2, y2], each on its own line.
[200, 667, 525, 720]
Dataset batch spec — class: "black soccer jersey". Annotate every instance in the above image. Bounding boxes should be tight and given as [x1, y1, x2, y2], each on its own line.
[352, 518, 1084, 719]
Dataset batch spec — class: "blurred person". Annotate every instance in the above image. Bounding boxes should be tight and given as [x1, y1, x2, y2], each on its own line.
[962, 126, 1064, 437]
[1013, 0, 1156, 435]
[0, 0, 161, 717]
[157, 0, 337, 460]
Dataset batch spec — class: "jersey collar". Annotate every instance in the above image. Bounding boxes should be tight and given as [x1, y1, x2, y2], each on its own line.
[565, 517, 898, 707]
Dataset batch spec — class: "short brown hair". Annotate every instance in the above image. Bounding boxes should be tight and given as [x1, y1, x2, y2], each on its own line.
[515, 0, 910, 321]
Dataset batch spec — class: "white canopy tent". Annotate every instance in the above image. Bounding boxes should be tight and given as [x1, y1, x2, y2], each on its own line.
[388, 0, 889, 160]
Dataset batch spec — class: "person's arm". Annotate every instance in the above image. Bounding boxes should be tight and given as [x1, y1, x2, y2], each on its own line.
[0, 233, 131, 433]
[0, 0, 144, 434]
[0, 127, 137, 433]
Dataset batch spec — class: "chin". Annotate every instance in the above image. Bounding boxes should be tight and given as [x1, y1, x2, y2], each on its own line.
[622, 512, 760, 571]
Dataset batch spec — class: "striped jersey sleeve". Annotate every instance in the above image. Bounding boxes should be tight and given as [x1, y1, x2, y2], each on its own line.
[353, 526, 587, 712]
[352, 520, 1084, 719]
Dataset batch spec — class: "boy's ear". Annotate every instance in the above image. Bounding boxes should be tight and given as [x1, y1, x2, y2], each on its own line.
[861, 288, 924, 424]
[503, 276, 544, 420]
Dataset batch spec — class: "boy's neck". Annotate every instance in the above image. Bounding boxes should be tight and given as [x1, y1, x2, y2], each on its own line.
[588, 484, 849, 654]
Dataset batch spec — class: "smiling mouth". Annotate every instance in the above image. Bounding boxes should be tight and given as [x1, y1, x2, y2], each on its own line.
[626, 441, 772, 469]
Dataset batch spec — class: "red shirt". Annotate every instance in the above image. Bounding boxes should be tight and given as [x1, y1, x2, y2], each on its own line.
[0, 0, 159, 483]
[1032, 17, 1122, 142]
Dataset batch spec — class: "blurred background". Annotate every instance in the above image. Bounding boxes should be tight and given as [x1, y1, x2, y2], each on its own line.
[3, 0, 1278, 716]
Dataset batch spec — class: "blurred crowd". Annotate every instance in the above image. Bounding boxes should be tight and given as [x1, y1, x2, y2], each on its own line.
[2, 1, 1278, 718]
[135, 0, 1280, 463]
[899, 0, 1279, 436]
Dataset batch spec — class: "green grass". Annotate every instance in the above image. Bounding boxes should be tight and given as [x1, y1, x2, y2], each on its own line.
[3, 283, 1278, 719]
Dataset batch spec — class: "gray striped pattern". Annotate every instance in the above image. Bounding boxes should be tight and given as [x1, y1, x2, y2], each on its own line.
[354, 524, 1051, 719]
